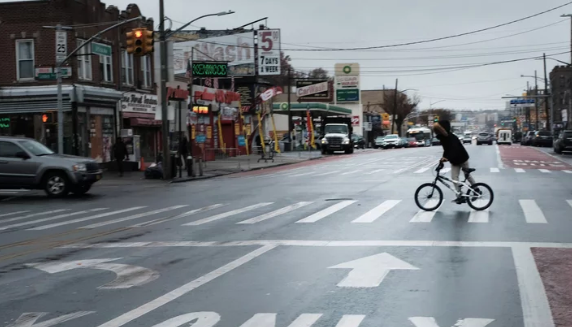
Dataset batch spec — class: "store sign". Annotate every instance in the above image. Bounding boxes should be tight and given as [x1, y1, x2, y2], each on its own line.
[192, 106, 209, 114]
[258, 29, 281, 76]
[337, 89, 360, 102]
[296, 81, 328, 97]
[260, 87, 283, 102]
[236, 82, 254, 112]
[221, 107, 236, 121]
[121, 92, 158, 113]
[0, 117, 10, 129]
[192, 86, 241, 106]
[352, 116, 360, 126]
[166, 87, 189, 101]
[334, 63, 360, 76]
[336, 76, 359, 89]
[192, 62, 228, 77]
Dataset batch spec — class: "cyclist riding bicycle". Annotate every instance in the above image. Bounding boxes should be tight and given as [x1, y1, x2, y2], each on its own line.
[433, 120, 476, 204]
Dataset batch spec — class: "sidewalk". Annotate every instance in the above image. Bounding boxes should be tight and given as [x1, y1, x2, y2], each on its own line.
[99, 151, 322, 186]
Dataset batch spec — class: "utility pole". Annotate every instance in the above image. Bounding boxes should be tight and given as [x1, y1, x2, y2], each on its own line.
[561, 14, 572, 65]
[392, 78, 398, 135]
[159, 0, 170, 179]
[287, 67, 293, 151]
[535, 70, 540, 131]
[543, 53, 551, 131]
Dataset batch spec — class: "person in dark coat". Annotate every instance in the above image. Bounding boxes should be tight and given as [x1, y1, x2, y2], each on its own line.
[112, 137, 128, 177]
[433, 120, 476, 204]
[178, 135, 189, 168]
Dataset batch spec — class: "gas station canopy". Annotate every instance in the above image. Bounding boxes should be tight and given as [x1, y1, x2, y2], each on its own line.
[272, 102, 352, 116]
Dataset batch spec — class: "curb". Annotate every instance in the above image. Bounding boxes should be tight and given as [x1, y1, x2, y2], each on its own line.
[169, 155, 324, 183]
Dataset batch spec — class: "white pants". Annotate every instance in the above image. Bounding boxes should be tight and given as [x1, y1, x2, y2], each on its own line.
[451, 161, 476, 193]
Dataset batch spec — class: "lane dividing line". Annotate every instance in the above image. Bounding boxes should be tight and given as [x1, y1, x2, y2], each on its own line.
[495, 144, 504, 169]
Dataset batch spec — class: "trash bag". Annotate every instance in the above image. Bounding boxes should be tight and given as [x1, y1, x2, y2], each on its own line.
[144, 162, 163, 179]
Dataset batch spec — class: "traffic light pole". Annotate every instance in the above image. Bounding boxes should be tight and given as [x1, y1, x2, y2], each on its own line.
[46, 16, 142, 154]
[159, 0, 171, 179]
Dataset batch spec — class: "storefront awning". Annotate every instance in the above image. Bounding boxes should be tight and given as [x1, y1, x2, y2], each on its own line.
[130, 117, 162, 127]
[271, 102, 352, 116]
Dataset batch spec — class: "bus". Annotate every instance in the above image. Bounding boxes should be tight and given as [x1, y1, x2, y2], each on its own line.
[406, 127, 433, 147]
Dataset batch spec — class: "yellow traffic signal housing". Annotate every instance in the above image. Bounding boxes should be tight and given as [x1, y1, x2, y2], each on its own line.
[143, 29, 154, 54]
[126, 28, 145, 56]
[126, 30, 135, 54]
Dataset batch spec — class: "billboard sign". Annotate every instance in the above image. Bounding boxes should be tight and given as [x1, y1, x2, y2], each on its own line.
[336, 76, 359, 89]
[296, 80, 331, 101]
[336, 89, 359, 102]
[173, 32, 255, 77]
[334, 63, 360, 76]
[510, 98, 535, 108]
[296, 81, 329, 97]
[335, 63, 360, 103]
[258, 29, 281, 76]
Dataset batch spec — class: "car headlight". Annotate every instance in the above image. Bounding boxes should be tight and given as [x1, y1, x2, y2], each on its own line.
[73, 164, 87, 172]
[342, 137, 350, 144]
[321, 138, 328, 144]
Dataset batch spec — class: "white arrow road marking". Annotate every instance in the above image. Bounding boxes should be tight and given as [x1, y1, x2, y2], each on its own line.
[97, 245, 275, 327]
[7, 311, 95, 327]
[238, 202, 313, 224]
[0, 208, 108, 230]
[297, 200, 357, 223]
[28, 207, 145, 230]
[0, 210, 29, 218]
[0, 209, 68, 224]
[80, 205, 188, 229]
[152, 312, 221, 327]
[352, 200, 401, 223]
[131, 204, 225, 227]
[408, 317, 494, 327]
[25, 258, 159, 289]
[329, 252, 419, 288]
[183, 203, 273, 226]
[519, 200, 547, 224]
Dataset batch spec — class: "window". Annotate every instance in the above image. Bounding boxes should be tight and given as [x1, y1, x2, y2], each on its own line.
[141, 56, 152, 88]
[0, 141, 23, 158]
[17, 140, 53, 156]
[16, 40, 34, 80]
[121, 51, 134, 85]
[100, 52, 113, 82]
[77, 40, 92, 80]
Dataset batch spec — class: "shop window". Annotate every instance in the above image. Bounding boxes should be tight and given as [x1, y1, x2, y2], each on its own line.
[100, 53, 113, 82]
[141, 56, 152, 88]
[121, 51, 134, 85]
[77, 39, 92, 80]
[16, 40, 34, 80]
[0, 141, 22, 158]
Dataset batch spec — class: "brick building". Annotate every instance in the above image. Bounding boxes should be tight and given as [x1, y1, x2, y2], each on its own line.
[0, 0, 158, 165]
[549, 65, 572, 130]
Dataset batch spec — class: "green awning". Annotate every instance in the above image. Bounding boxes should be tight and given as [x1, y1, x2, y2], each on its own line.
[272, 102, 352, 116]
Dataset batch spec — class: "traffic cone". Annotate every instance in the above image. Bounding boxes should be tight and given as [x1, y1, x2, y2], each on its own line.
[140, 157, 145, 171]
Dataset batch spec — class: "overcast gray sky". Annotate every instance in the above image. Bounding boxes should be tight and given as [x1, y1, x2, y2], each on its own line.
[4, 0, 572, 111]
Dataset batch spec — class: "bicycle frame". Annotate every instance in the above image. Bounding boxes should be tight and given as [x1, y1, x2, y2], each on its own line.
[431, 168, 480, 199]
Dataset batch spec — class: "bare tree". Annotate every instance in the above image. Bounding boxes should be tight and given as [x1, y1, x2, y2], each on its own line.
[383, 92, 420, 136]
[308, 67, 329, 79]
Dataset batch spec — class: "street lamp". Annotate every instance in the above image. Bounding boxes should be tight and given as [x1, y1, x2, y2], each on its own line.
[429, 100, 446, 109]
[158, 4, 235, 179]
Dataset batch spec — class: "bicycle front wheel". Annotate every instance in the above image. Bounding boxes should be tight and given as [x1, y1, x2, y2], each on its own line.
[466, 182, 494, 211]
[414, 183, 443, 211]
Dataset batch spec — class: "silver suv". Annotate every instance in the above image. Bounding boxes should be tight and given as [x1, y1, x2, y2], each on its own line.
[0, 137, 102, 197]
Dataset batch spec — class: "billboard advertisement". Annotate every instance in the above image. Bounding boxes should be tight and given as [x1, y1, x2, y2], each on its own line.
[334, 63, 360, 103]
[296, 80, 332, 101]
[173, 32, 255, 77]
[258, 29, 281, 76]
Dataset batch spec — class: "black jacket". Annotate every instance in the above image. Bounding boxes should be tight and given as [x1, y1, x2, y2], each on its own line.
[113, 141, 128, 160]
[434, 120, 469, 165]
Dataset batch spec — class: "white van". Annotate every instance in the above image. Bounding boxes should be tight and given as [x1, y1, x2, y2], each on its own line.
[462, 131, 473, 144]
[497, 129, 512, 145]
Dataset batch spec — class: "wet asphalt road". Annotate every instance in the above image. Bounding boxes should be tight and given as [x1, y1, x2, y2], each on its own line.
[1, 143, 572, 327]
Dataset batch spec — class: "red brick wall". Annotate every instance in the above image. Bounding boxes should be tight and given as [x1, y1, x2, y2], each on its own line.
[0, 0, 155, 93]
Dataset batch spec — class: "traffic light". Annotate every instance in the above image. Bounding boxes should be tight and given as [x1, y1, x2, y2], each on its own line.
[41, 113, 53, 124]
[513, 117, 517, 122]
[126, 28, 145, 56]
[434, 115, 439, 122]
[143, 28, 154, 54]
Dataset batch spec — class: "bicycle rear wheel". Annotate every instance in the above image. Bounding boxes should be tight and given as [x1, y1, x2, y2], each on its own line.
[414, 183, 443, 211]
[466, 182, 494, 211]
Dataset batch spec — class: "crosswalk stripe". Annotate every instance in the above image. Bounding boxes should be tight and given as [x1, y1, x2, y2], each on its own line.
[414, 167, 431, 174]
[184, 203, 273, 226]
[365, 169, 385, 175]
[297, 200, 357, 223]
[490, 168, 500, 173]
[0, 209, 69, 224]
[519, 200, 547, 224]
[564, 170, 572, 174]
[28, 207, 146, 231]
[0, 208, 108, 230]
[468, 201, 489, 223]
[80, 205, 188, 229]
[315, 171, 340, 176]
[410, 200, 440, 222]
[238, 202, 313, 224]
[0, 211, 29, 218]
[352, 200, 401, 223]
[131, 204, 225, 227]
[515, 168, 525, 173]
[441, 168, 451, 173]
[341, 170, 361, 175]
[538, 169, 551, 173]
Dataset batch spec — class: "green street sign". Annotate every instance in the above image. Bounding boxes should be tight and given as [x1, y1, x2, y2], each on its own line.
[192, 62, 228, 78]
[92, 43, 112, 56]
[37, 73, 57, 80]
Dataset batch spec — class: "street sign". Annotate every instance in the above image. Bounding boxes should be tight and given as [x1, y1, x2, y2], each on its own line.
[258, 29, 281, 76]
[55, 30, 67, 64]
[351, 116, 360, 126]
[92, 42, 112, 56]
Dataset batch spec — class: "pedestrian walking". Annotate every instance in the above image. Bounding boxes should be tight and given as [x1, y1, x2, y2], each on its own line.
[178, 134, 189, 169]
[112, 137, 128, 177]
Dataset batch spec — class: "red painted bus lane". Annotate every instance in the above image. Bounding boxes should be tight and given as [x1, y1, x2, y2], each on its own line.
[498, 145, 571, 170]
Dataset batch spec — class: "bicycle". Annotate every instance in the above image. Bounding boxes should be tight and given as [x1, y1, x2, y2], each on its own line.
[414, 161, 494, 211]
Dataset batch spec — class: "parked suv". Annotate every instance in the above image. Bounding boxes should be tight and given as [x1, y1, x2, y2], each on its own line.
[532, 131, 553, 147]
[554, 130, 572, 154]
[476, 132, 493, 145]
[522, 131, 536, 146]
[0, 137, 102, 197]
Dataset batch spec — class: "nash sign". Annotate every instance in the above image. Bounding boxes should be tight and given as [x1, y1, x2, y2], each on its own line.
[192, 62, 228, 78]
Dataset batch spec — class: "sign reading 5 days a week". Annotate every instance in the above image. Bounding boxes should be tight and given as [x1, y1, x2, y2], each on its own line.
[192, 62, 228, 78]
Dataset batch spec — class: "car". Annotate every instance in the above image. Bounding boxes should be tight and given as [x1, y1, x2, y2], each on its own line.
[352, 134, 365, 149]
[399, 137, 410, 148]
[553, 130, 572, 154]
[476, 132, 493, 145]
[374, 136, 385, 149]
[522, 131, 536, 146]
[381, 134, 400, 149]
[531, 131, 553, 147]
[431, 137, 441, 145]
[0, 137, 103, 197]
[407, 138, 418, 147]
[462, 132, 473, 144]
